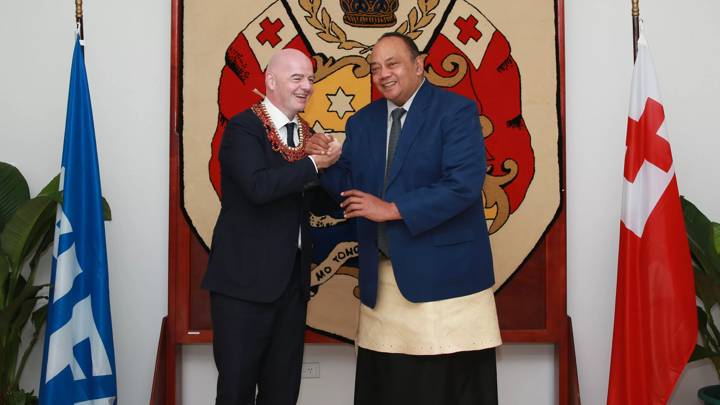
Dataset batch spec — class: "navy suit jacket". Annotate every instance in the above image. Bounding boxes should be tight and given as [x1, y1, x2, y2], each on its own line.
[202, 109, 318, 303]
[321, 81, 494, 308]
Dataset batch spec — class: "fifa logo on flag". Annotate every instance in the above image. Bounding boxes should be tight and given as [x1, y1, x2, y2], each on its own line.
[44, 180, 113, 385]
[39, 36, 117, 405]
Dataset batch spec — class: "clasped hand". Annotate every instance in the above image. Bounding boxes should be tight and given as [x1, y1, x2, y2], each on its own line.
[306, 135, 400, 222]
[306, 133, 341, 169]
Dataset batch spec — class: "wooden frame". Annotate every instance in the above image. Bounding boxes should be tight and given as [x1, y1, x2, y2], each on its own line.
[162, 0, 571, 403]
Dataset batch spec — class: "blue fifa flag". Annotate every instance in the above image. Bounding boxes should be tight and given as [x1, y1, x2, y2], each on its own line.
[39, 36, 117, 405]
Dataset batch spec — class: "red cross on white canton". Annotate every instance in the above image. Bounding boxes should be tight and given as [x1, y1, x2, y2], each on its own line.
[624, 97, 673, 182]
[256, 17, 284, 47]
[454, 15, 482, 45]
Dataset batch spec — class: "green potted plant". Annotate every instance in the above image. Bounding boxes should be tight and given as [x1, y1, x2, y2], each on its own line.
[682, 197, 720, 404]
[0, 161, 110, 404]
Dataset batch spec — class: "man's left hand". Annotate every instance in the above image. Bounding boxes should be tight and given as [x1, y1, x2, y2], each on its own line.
[340, 190, 401, 222]
[306, 133, 333, 155]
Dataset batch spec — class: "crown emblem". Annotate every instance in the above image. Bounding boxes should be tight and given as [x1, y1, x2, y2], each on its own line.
[340, 0, 399, 27]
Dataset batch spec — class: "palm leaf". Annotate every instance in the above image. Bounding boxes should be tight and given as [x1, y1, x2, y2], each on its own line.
[16, 303, 48, 385]
[0, 279, 43, 330]
[0, 196, 56, 271]
[696, 267, 718, 316]
[0, 162, 30, 234]
[0, 255, 8, 307]
[10, 297, 47, 385]
[38, 173, 111, 221]
[1, 331, 20, 390]
[37, 174, 60, 201]
[682, 197, 720, 275]
[690, 344, 720, 362]
[684, 197, 720, 381]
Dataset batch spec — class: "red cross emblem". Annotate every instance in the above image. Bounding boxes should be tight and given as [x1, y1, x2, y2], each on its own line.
[256, 17, 284, 47]
[624, 97, 673, 182]
[454, 15, 482, 45]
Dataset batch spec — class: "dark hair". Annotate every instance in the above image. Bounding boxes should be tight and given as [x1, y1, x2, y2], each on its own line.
[377, 32, 420, 59]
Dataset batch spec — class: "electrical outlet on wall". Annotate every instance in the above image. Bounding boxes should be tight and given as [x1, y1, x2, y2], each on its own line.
[301, 362, 320, 379]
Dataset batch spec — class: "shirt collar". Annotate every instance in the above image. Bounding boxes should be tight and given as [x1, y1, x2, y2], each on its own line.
[386, 78, 425, 118]
[262, 98, 297, 130]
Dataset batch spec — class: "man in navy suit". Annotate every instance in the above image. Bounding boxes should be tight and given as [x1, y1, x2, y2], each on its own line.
[202, 48, 340, 405]
[309, 33, 501, 405]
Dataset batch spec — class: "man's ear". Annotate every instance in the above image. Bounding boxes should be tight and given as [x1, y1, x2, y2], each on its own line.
[266, 72, 276, 91]
[415, 54, 427, 75]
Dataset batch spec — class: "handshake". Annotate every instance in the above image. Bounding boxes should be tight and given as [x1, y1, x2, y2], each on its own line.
[306, 133, 341, 170]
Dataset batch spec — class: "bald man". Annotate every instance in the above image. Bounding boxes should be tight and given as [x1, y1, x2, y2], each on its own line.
[202, 49, 340, 405]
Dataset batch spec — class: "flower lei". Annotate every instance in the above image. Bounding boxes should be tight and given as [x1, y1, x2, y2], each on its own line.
[251, 102, 314, 162]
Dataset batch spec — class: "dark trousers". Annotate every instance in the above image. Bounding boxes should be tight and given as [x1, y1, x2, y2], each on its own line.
[210, 255, 307, 405]
[354, 347, 498, 405]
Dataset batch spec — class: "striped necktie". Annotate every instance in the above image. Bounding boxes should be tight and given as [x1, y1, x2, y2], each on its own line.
[378, 107, 406, 257]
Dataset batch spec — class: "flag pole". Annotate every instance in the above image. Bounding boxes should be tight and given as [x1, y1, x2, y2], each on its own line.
[75, 0, 84, 41]
[632, 0, 639, 60]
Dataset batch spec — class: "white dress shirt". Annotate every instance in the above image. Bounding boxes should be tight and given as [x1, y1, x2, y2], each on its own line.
[385, 79, 424, 160]
[262, 98, 313, 248]
[263, 98, 300, 147]
[262, 98, 318, 171]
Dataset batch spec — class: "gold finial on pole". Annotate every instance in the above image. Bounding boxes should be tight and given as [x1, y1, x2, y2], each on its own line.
[75, 0, 84, 41]
[632, 0, 640, 61]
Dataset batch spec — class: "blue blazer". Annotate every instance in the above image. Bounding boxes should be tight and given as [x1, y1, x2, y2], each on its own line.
[321, 81, 494, 308]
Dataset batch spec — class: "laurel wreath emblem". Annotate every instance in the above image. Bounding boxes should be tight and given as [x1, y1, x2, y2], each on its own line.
[298, 0, 438, 53]
[394, 0, 438, 40]
[299, 0, 372, 53]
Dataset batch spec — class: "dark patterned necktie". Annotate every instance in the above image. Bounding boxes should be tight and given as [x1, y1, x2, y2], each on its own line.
[378, 107, 406, 257]
[284, 122, 296, 147]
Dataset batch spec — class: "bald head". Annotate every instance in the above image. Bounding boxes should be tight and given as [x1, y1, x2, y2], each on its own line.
[265, 49, 315, 119]
[267, 48, 310, 74]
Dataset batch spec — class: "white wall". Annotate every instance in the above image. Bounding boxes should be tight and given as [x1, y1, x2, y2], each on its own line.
[0, 0, 169, 403]
[1, 1, 719, 404]
[566, 1, 720, 404]
[182, 343, 557, 405]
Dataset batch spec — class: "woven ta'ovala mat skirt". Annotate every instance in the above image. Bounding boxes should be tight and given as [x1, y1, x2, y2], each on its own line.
[356, 257, 502, 355]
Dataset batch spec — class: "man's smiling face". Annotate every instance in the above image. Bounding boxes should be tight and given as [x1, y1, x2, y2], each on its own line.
[266, 49, 315, 119]
[369, 36, 424, 106]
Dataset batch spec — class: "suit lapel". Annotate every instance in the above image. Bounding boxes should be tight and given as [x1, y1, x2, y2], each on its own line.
[366, 101, 388, 196]
[386, 81, 431, 188]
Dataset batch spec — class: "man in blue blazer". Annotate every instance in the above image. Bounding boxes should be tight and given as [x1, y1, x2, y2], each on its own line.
[310, 33, 502, 405]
